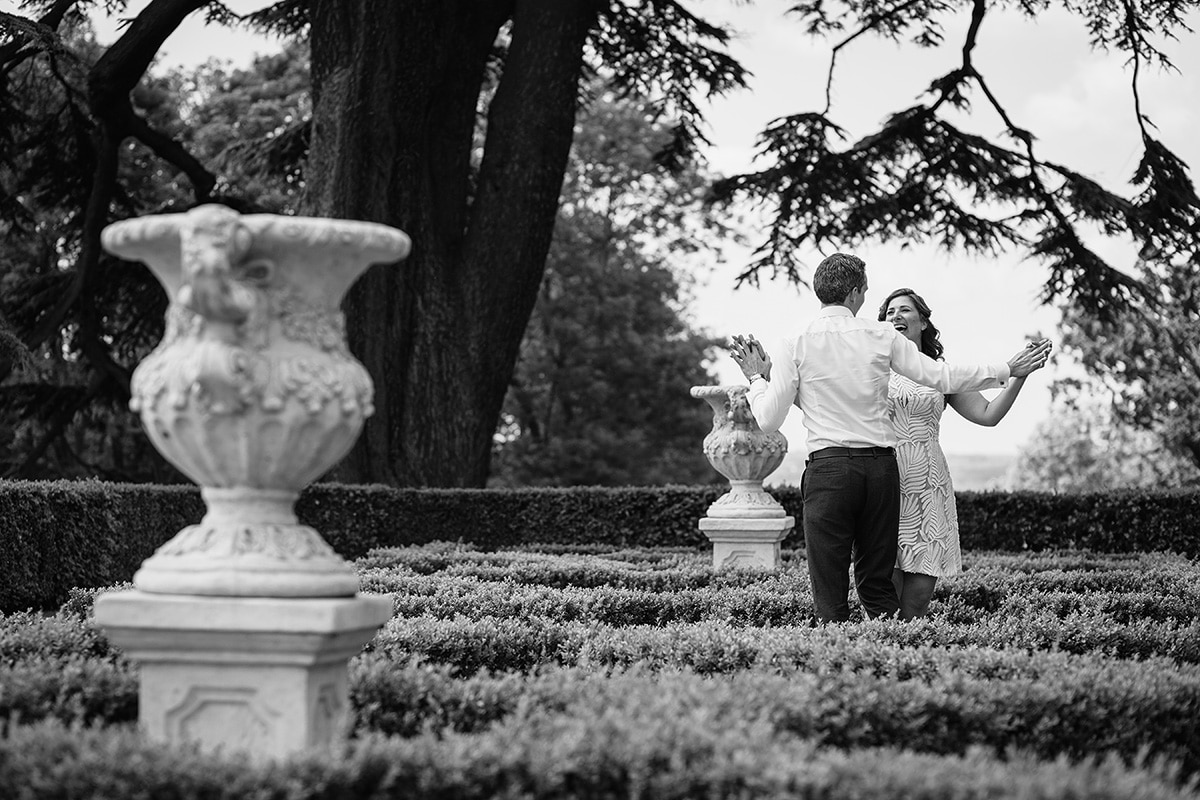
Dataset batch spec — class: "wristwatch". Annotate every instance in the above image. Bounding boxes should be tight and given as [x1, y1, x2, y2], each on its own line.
[748, 373, 765, 383]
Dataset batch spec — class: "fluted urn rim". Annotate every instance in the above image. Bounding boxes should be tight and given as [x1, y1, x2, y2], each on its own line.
[690, 384, 749, 400]
[101, 204, 413, 267]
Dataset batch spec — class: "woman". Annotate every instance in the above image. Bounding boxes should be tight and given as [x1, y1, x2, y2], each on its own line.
[879, 288, 1047, 620]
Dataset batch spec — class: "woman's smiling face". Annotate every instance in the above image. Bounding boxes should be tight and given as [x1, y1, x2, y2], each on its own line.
[884, 294, 925, 345]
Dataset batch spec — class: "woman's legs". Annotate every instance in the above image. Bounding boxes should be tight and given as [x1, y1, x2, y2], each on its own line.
[892, 569, 937, 620]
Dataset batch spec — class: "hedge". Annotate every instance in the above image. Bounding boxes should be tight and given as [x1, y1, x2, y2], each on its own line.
[3, 478, 1200, 611]
[4, 718, 1196, 800]
[5, 627, 1200, 789]
[4, 546, 1200, 797]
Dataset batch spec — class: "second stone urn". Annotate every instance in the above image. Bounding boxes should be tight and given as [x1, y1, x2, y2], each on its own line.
[691, 384, 788, 517]
[691, 384, 794, 569]
[100, 203, 411, 597]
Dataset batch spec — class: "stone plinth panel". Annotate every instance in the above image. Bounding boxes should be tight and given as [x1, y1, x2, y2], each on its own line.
[94, 591, 392, 760]
[699, 516, 795, 570]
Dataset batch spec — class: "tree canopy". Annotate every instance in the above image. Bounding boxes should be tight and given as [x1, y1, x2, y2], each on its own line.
[0, 23, 307, 479]
[1, 0, 1197, 487]
[715, 0, 1199, 325]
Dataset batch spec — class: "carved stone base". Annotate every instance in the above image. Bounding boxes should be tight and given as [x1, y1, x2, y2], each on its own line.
[699, 516, 795, 570]
[134, 487, 360, 597]
[94, 591, 392, 761]
[705, 479, 787, 518]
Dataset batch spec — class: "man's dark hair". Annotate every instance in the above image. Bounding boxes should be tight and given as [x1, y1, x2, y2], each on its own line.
[813, 253, 866, 304]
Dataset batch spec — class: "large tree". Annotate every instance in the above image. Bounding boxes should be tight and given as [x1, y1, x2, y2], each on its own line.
[303, 0, 743, 486]
[1, 0, 744, 487]
[307, 0, 1198, 487]
[1, 0, 1197, 488]
[491, 88, 736, 487]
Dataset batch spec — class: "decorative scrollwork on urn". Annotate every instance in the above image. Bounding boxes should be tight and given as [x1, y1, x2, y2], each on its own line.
[156, 523, 342, 560]
[691, 385, 788, 519]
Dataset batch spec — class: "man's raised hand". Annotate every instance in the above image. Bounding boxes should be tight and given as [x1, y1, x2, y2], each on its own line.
[729, 334, 772, 382]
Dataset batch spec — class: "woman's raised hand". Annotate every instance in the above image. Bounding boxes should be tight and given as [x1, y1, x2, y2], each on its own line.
[1006, 338, 1053, 378]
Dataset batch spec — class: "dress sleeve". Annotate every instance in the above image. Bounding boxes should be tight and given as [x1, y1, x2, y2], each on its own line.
[746, 337, 799, 433]
[889, 329, 1011, 393]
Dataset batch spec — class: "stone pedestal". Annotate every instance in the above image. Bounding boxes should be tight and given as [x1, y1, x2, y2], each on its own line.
[94, 591, 392, 761]
[699, 515, 795, 570]
[691, 384, 793, 569]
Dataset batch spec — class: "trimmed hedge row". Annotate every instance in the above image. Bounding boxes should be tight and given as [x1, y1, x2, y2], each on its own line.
[364, 610, 1200, 674]
[351, 657, 1200, 776]
[0, 480, 726, 611]
[4, 546, 1200, 797]
[357, 545, 1200, 624]
[4, 477, 1200, 611]
[5, 717, 1196, 800]
[0, 482, 203, 613]
[5, 616, 1200, 790]
[4, 641, 1200, 794]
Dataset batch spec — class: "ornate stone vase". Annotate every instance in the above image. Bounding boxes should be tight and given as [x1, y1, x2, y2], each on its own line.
[690, 384, 788, 518]
[101, 204, 411, 597]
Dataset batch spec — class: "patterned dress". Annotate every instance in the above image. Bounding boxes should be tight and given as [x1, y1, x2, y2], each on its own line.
[886, 373, 962, 577]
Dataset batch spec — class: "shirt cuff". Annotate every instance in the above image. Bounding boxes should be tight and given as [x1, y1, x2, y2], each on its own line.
[997, 363, 1012, 385]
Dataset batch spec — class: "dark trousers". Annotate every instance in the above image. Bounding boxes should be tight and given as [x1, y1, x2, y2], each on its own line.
[801, 450, 901, 622]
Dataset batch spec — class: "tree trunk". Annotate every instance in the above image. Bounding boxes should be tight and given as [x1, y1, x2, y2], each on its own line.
[308, 0, 598, 486]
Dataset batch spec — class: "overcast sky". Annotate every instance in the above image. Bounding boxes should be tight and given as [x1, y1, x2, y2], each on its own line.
[684, 0, 1199, 457]
[28, 0, 1200, 457]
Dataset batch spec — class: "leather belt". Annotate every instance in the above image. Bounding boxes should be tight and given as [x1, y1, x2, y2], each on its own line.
[808, 446, 895, 461]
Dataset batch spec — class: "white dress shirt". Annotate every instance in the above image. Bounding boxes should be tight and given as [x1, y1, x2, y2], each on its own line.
[746, 306, 1010, 452]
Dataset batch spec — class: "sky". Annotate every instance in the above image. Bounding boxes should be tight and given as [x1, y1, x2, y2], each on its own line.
[22, 0, 1200, 458]
[682, 1, 1199, 457]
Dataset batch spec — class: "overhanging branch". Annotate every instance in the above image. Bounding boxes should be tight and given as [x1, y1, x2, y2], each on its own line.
[822, 0, 924, 115]
[128, 112, 217, 198]
[23, 0, 211, 353]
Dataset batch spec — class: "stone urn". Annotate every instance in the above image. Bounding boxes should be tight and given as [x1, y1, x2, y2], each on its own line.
[691, 384, 788, 517]
[100, 203, 411, 597]
[690, 384, 794, 569]
[94, 203, 408, 761]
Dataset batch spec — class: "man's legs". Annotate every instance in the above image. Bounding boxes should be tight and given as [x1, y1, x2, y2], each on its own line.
[852, 454, 901, 618]
[802, 458, 857, 622]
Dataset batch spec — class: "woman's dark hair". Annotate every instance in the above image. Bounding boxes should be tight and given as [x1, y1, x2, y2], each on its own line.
[878, 287, 944, 360]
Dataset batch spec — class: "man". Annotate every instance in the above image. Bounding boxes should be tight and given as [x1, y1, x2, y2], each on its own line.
[729, 253, 1050, 622]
